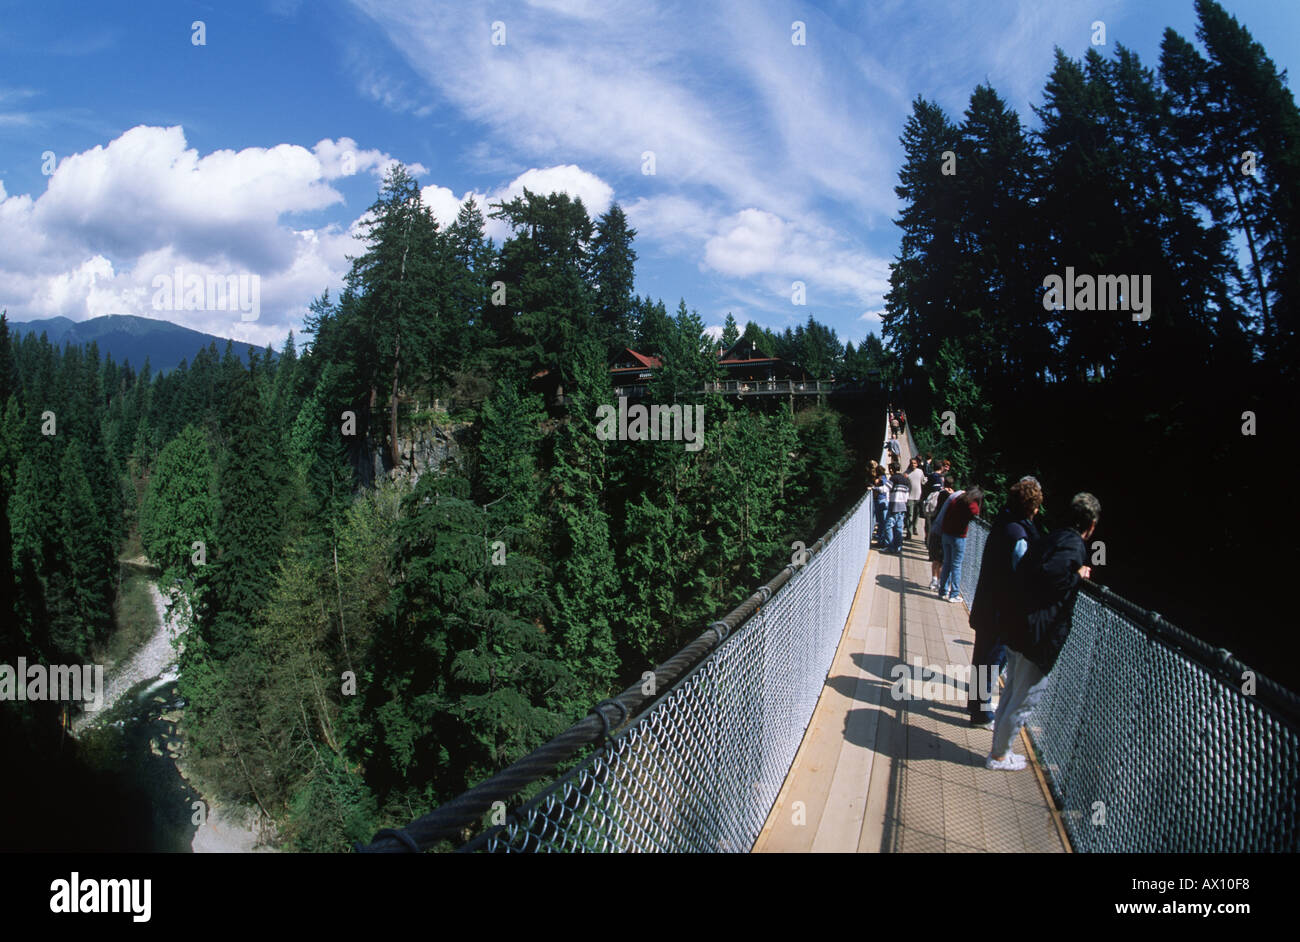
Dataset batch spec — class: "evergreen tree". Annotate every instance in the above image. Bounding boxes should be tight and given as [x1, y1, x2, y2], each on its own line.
[589, 203, 638, 358]
[720, 312, 740, 350]
[345, 164, 443, 467]
[883, 97, 961, 383]
[490, 189, 597, 390]
[545, 336, 619, 699]
[139, 424, 216, 578]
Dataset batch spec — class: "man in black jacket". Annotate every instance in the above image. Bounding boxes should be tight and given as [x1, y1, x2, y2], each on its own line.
[986, 492, 1100, 771]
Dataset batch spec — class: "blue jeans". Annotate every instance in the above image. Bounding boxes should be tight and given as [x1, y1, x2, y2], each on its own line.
[940, 532, 966, 597]
[885, 511, 906, 552]
[873, 499, 887, 540]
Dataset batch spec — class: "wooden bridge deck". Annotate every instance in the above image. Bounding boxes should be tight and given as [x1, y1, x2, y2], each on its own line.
[752, 436, 1068, 853]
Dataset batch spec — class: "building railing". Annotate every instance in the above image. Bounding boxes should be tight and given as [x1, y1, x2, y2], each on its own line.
[702, 380, 836, 396]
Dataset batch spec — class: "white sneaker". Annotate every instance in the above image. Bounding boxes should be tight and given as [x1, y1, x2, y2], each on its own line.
[928, 577, 939, 589]
[948, 595, 963, 604]
[986, 752, 1027, 771]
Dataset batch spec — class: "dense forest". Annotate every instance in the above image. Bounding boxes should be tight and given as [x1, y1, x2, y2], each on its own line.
[882, 0, 1298, 680]
[0, 168, 876, 850]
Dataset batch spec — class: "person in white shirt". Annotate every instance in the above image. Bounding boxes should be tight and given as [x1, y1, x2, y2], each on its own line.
[905, 458, 925, 538]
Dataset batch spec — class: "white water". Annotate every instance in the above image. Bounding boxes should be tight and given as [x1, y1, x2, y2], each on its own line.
[71, 582, 181, 737]
[69, 577, 276, 851]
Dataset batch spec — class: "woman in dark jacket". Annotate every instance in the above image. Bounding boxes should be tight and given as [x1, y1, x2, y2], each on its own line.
[988, 492, 1100, 771]
[966, 479, 1043, 725]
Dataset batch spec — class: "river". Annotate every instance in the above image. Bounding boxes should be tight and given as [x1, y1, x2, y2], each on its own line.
[71, 580, 276, 852]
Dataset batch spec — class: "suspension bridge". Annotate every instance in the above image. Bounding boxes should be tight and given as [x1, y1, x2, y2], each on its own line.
[358, 412, 1300, 853]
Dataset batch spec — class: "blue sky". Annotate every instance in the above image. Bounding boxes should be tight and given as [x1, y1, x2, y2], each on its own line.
[1, 0, 1297, 350]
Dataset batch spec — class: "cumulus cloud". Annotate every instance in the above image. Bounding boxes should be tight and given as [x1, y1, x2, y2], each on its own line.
[0, 125, 419, 345]
[313, 136, 427, 180]
[0, 126, 618, 347]
[704, 209, 786, 278]
[422, 163, 614, 242]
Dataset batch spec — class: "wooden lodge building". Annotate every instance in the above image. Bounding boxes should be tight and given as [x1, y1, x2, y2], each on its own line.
[611, 338, 800, 398]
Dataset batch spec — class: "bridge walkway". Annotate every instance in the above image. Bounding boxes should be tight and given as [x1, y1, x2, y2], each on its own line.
[753, 435, 1068, 853]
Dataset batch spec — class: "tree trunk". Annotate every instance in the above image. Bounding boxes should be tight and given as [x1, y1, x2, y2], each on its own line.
[389, 335, 401, 469]
[1225, 162, 1269, 344]
[333, 540, 352, 673]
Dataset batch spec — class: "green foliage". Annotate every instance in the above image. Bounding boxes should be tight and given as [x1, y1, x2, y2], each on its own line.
[139, 425, 215, 578]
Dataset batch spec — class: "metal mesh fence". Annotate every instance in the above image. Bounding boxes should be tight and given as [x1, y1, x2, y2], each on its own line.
[966, 516, 1300, 852]
[481, 493, 873, 852]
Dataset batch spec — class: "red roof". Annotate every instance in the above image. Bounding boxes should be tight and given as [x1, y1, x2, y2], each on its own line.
[611, 348, 662, 372]
[624, 348, 661, 368]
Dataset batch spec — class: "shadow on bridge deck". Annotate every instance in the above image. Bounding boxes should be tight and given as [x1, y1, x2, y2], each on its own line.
[753, 440, 1069, 853]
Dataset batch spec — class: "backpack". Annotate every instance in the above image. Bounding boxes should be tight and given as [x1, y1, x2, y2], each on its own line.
[923, 488, 943, 519]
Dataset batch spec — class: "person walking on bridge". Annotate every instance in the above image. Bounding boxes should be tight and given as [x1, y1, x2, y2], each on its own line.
[987, 493, 1100, 771]
[967, 478, 1043, 727]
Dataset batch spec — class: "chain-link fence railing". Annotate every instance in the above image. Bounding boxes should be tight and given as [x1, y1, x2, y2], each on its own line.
[468, 493, 873, 852]
[965, 516, 1299, 852]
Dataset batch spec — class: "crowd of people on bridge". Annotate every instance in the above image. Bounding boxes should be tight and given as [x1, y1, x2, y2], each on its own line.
[869, 434, 1101, 774]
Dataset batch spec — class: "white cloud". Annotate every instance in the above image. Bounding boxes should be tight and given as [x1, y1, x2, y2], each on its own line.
[0, 125, 420, 345]
[625, 194, 720, 246]
[704, 209, 786, 278]
[421, 183, 473, 229]
[422, 163, 614, 242]
[701, 207, 891, 312]
[0, 128, 622, 347]
[313, 137, 428, 180]
[501, 165, 612, 218]
[348, 1, 779, 209]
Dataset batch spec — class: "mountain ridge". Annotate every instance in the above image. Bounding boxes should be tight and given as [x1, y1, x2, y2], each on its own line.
[7, 314, 277, 373]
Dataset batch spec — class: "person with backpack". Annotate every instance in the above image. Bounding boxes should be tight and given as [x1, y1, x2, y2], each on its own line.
[922, 459, 946, 538]
[986, 492, 1101, 771]
[925, 474, 956, 589]
[939, 485, 982, 602]
[966, 477, 1043, 727]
